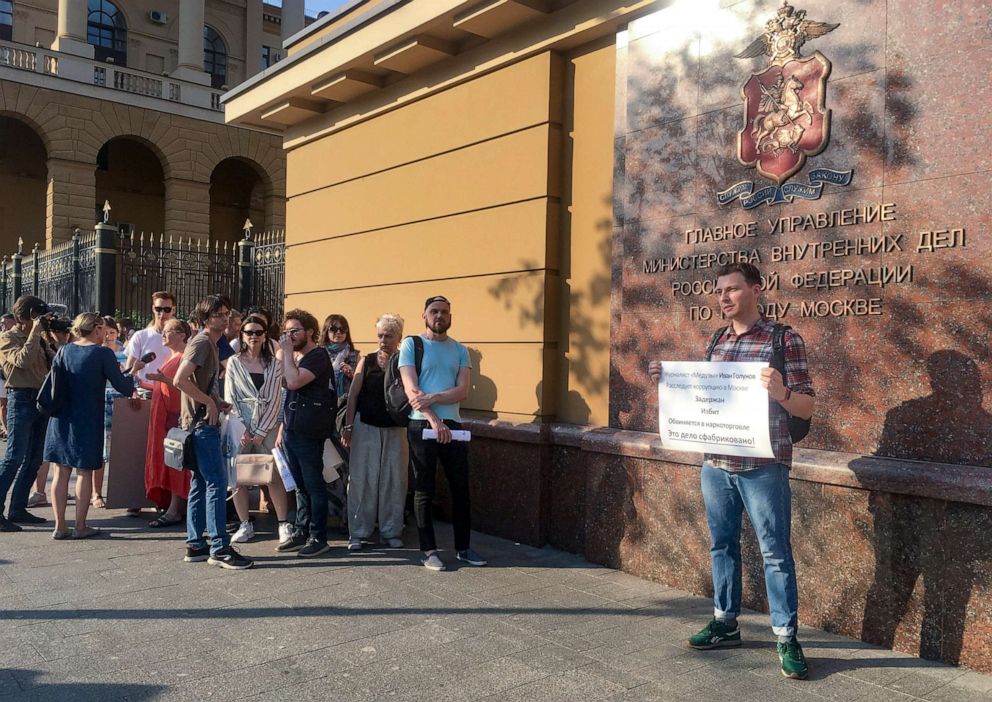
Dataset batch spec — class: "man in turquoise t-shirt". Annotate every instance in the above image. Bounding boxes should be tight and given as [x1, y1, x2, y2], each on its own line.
[399, 295, 487, 572]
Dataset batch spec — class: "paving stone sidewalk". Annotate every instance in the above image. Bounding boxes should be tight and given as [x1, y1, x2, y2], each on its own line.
[1, 507, 990, 702]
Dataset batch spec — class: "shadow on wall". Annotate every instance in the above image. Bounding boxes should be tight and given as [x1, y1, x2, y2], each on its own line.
[485, 199, 613, 425]
[466, 347, 497, 418]
[856, 350, 992, 666]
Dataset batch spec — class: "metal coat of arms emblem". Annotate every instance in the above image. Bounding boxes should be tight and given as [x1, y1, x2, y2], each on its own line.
[718, 2, 853, 209]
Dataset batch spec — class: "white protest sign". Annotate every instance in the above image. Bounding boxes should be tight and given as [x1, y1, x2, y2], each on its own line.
[658, 361, 774, 458]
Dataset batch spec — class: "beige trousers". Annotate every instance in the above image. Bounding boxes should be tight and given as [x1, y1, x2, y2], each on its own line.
[348, 414, 408, 540]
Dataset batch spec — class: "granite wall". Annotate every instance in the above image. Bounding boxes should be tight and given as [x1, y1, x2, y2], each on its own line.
[610, 0, 991, 456]
[596, 0, 992, 671]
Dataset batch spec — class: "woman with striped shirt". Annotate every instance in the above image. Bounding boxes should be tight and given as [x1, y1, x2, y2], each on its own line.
[225, 315, 291, 546]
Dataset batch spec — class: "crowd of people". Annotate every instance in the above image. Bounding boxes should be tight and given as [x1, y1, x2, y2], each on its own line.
[0, 290, 487, 574]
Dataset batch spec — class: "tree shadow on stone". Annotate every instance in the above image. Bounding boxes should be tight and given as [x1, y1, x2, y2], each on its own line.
[860, 350, 992, 665]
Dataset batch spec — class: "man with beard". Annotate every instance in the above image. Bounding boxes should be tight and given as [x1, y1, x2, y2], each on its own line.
[276, 309, 334, 558]
[174, 295, 253, 570]
[649, 262, 815, 680]
[399, 296, 486, 571]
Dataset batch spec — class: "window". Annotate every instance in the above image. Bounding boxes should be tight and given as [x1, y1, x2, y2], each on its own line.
[87, 0, 127, 66]
[0, 0, 13, 42]
[203, 26, 226, 89]
[261, 45, 281, 71]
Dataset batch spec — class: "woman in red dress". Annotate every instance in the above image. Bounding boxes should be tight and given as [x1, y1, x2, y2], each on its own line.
[144, 319, 192, 527]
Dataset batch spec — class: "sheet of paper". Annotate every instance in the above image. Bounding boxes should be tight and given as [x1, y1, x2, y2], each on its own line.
[658, 361, 774, 458]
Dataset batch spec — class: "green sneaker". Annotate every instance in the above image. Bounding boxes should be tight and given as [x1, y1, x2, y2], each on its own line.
[687, 619, 742, 650]
[777, 639, 809, 679]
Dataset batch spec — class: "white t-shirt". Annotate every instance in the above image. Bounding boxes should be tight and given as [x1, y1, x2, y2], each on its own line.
[127, 326, 169, 382]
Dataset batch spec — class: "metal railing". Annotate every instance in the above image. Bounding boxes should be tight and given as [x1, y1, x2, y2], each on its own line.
[0, 226, 286, 322]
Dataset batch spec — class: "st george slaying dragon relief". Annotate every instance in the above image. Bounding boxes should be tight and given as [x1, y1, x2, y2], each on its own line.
[718, 2, 854, 209]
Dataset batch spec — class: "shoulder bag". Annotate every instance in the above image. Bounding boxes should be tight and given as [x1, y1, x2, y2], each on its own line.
[162, 375, 215, 471]
[36, 346, 68, 417]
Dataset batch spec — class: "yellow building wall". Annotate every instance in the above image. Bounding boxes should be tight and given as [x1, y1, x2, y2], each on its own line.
[557, 39, 615, 426]
[285, 52, 563, 421]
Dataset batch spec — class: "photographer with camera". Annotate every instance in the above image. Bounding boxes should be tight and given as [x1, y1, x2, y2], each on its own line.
[0, 295, 59, 531]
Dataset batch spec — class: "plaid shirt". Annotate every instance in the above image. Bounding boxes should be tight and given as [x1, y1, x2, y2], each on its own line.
[704, 317, 814, 472]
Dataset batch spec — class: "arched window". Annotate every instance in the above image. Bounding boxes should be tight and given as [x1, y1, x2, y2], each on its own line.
[0, 0, 13, 41]
[203, 26, 227, 89]
[87, 0, 127, 66]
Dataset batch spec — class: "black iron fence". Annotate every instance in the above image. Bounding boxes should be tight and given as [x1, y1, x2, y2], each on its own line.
[0, 226, 285, 323]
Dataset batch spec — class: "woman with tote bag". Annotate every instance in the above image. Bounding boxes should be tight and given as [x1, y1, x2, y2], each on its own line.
[224, 315, 291, 546]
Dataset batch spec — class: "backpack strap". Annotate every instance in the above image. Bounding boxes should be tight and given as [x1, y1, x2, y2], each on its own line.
[413, 335, 424, 376]
[770, 323, 791, 380]
[704, 327, 728, 361]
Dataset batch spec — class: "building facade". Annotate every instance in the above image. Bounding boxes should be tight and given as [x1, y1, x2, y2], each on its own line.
[226, 0, 991, 671]
[0, 0, 312, 251]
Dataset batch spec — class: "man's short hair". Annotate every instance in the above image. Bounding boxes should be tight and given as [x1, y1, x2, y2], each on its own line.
[283, 308, 320, 343]
[190, 295, 231, 326]
[715, 262, 762, 287]
[151, 290, 177, 305]
[424, 295, 450, 310]
[11, 295, 46, 322]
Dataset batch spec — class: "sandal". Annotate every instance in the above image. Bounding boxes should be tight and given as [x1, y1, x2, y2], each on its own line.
[148, 513, 183, 528]
[91, 495, 106, 509]
[71, 527, 102, 539]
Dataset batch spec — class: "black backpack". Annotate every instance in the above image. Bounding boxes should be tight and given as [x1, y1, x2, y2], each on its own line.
[384, 335, 423, 427]
[705, 323, 811, 443]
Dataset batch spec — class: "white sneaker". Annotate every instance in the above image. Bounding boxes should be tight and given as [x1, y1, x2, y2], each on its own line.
[278, 522, 293, 545]
[385, 537, 403, 548]
[27, 491, 47, 508]
[231, 520, 254, 543]
[348, 537, 362, 551]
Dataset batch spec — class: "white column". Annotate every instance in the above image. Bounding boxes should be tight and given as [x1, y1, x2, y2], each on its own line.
[52, 0, 95, 58]
[172, 0, 211, 85]
[281, 0, 306, 45]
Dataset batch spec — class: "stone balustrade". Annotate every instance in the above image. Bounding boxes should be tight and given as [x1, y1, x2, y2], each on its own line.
[0, 38, 222, 115]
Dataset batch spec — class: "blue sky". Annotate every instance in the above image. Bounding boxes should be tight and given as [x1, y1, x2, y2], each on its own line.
[290, 0, 354, 16]
[309, 0, 351, 12]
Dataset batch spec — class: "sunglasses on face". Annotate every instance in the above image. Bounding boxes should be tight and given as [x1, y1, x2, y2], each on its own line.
[242, 329, 266, 337]
[154, 306, 173, 313]
[329, 326, 347, 333]
[285, 328, 306, 336]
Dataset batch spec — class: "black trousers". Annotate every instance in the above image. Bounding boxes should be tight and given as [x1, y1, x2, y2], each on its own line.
[406, 419, 471, 552]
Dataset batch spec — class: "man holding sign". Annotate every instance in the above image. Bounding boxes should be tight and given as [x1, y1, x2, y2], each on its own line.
[649, 262, 815, 679]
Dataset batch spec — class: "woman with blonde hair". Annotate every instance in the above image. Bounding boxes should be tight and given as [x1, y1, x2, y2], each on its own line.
[43, 313, 135, 539]
[341, 313, 408, 550]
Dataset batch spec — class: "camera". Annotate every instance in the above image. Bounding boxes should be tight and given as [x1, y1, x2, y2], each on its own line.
[30, 302, 71, 333]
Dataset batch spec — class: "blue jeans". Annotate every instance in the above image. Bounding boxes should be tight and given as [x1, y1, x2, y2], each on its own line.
[0, 388, 48, 516]
[283, 431, 327, 544]
[186, 424, 229, 555]
[701, 461, 799, 637]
